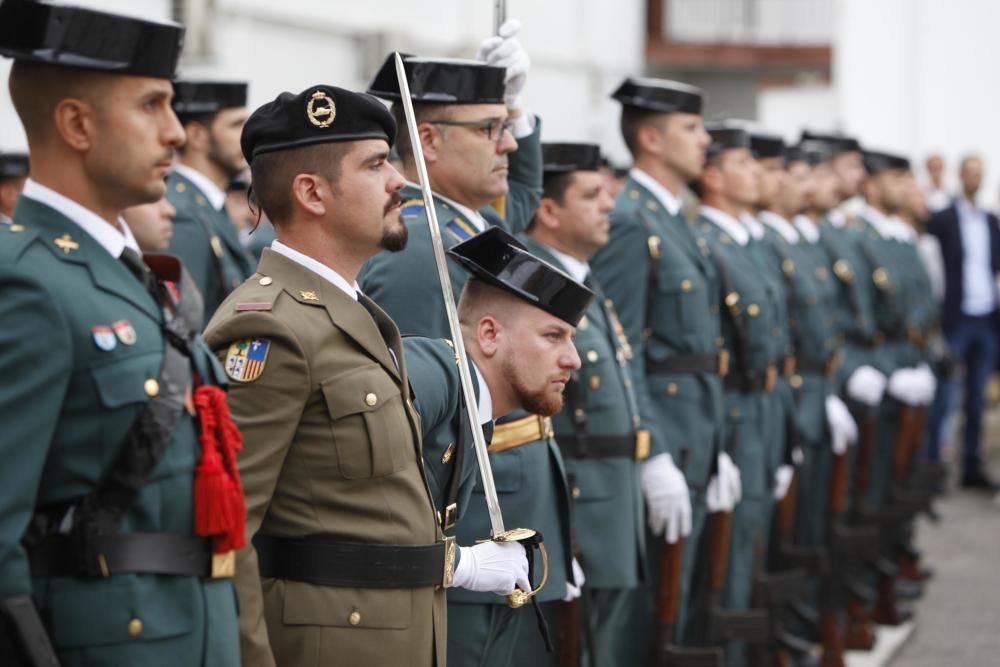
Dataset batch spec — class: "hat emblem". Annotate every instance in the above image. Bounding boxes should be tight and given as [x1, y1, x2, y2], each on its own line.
[306, 90, 336, 128]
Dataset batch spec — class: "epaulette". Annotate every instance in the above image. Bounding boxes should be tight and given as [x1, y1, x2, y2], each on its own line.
[233, 274, 282, 312]
[0, 222, 42, 262]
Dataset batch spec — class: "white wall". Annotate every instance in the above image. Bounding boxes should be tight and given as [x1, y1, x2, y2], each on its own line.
[757, 84, 838, 145]
[836, 0, 1000, 197]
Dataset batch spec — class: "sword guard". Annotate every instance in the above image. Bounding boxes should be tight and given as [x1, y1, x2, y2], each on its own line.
[481, 528, 549, 608]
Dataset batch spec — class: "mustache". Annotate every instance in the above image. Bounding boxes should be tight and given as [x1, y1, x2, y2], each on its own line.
[384, 191, 402, 215]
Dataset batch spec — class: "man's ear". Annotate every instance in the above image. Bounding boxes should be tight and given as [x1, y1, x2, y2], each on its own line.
[182, 121, 210, 154]
[476, 315, 502, 358]
[636, 122, 663, 159]
[291, 173, 327, 218]
[534, 197, 562, 232]
[53, 98, 97, 153]
[417, 122, 440, 164]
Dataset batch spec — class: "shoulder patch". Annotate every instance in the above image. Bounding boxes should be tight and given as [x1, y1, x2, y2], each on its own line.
[225, 338, 271, 382]
[445, 217, 477, 242]
[401, 199, 425, 217]
[235, 302, 273, 312]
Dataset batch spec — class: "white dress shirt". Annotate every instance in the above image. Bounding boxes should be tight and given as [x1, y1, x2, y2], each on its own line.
[758, 210, 800, 244]
[21, 179, 139, 258]
[793, 214, 821, 244]
[700, 206, 749, 246]
[544, 244, 590, 284]
[740, 212, 766, 241]
[956, 198, 997, 315]
[630, 168, 682, 217]
[172, 163, 227, 211]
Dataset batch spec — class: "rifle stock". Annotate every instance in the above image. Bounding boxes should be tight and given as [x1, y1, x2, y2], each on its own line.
[554, 598, 582, 667]
[650, 536, 685, 661]
[853, 416, 875, 505]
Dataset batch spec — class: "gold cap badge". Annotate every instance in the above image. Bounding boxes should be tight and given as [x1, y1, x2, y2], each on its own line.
[306, 90, 336, 128]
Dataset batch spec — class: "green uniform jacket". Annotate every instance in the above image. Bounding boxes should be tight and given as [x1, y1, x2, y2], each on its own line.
[203, 249, 446, 667]
[243, 220, 277, 264]
[591, 177, 725, 488]
[522, 237, 646, 590]
[166, 170, 254, 326]
[693, 212, 778, 499]
[358, 119, 543, 338]
[0, 197, 238, 666]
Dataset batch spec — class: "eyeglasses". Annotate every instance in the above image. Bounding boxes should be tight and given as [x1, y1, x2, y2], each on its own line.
[430, 117, 513, 143]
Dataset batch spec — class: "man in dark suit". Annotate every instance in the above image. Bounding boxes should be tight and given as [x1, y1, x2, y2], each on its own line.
[926, 155, 1000, 490]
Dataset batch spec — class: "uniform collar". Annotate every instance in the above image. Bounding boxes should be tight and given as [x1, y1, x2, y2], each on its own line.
[740, 211, 767, 240]
[793, 214, 820, 243]
[758, 210, 800, 243]
[539, 243, 590, 284]
[407, 181, 487, 233]
[173, 163, 227, 211]
[861, 203, 895, 240]
[826, 208, 846, 228]
[700, 205, 750, 246]
[269, 239, 359, 301]
[21, 179, 139, 258]
[0, 212, 11, 225]
[629, 167, 682, 216]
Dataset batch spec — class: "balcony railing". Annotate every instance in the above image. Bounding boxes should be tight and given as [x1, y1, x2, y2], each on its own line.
[662, 0, 833, 45]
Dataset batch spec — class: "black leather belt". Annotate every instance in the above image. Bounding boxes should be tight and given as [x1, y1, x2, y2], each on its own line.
[646, 351, 728, 377]
[28, 533, 230, 578]
[796, 353, 842, 377]
[254, 534, 454, 588]
[556, 430, 650, 461]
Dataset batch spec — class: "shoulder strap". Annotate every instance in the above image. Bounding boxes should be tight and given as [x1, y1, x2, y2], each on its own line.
[636, 210, 663, 352]
[704, 238, 752, 387]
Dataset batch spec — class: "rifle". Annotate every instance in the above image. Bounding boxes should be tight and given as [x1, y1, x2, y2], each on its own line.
[554, 594, 582, 667]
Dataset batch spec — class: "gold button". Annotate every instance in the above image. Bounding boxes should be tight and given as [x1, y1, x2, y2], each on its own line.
[747, 304, 760, 317]
[128, 618, 143, 636]
[9, 223, 24, 232]
[680, 279, 692, 292]
[175, 182, 186, 193]
[589, 375, 601, 390]
[586, 350, 598, 363]
[666, 383, 678, 396]
[572, 486, 581, 499]
[365, 392, 378, 407]
[259, 276, 273, 286]
[349, 611, 361, 626]
[144, 379, 159, 397]
[629, 189, 640, 200]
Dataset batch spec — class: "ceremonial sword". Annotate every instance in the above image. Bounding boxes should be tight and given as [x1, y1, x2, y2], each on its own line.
[392, 53, 545, 608]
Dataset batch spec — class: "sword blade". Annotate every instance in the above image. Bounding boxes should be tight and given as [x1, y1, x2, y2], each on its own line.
[493, 0, 507, 34]
[393, 53, 507, 537]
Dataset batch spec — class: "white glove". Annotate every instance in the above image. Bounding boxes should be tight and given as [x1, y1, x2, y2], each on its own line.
[825, 394, 858, 455]
[450, 540, 531, 595]
[563, 557, 586, 602]
[915, 363, 937, 405]
[887, 368, 922, 406]
[706, 452, 742, 513]
[475, 18, 530, 108]
[773, 465, 795, 500]
[641, 453, 693, 544]
[846, 365, 887, 406]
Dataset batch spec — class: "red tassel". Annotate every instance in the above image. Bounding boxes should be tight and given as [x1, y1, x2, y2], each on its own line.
[193, 385, 247, 551]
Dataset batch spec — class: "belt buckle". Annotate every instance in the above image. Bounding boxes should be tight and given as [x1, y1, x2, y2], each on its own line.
[783, 356, 797, 377]
[634, 430, 651, 461]
[539, 416, 554, 439]
[764, 365, 777, 393]
[211, 550, 235, 579]
[717, 350, 730, 378]
[441, 536, 457, 588]
[442, 503, 458, 530]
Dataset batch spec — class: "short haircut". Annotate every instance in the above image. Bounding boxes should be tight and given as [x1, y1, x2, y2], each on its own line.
[8, 61, 112, 147]
[391, 102, 451, 166]
[688, 151, 725, 199]
[620, 106, 664, 157]
[457, 277, 522, 327]
[249, 141, 350, 225]
[175, 111, 218, 155]
[527, 171, 575, 230]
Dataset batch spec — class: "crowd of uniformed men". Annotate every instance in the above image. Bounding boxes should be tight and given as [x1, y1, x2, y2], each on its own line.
[0, 2, 948, 666]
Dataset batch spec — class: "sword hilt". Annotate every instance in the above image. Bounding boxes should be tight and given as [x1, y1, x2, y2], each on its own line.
[487, 527, 548, 608]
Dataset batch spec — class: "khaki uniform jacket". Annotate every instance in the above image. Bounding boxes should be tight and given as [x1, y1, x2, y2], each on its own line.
[203, 249, 446, 667]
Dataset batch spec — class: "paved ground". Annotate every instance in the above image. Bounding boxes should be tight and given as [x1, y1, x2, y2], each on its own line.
[889, 400, 1000, 666]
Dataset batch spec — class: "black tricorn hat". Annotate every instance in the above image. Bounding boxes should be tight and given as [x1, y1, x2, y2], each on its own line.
[863, 150, 910, 175]
[611, 77, 703, 114]
[173, 81, 248, 115]
[800, 130, 862, 155]
[705, 123, 750, 157]
[749, 132, 785, 160]
[241, 85, 396, 162]
[0, 152, 29, 178]
[367, 54, 506, 104]
[0, 0, 184, 79]
[449, 226, 593, 327]
[796, 139, 834, 166]
[542, 143, 603, 175]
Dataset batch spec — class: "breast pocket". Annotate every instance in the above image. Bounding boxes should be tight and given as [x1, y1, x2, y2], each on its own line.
[320, 364, 415, 479]
[652, 269, 708, 340]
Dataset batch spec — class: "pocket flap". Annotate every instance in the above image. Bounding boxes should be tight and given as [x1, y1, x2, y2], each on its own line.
[89, 352, 161, 409]
[321, 364, 402, 419]
[281, 580, 412, 629]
